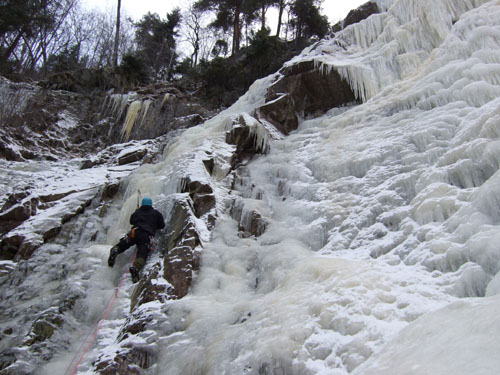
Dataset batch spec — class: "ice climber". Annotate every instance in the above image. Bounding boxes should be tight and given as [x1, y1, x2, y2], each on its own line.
[107, 196, 165, 283]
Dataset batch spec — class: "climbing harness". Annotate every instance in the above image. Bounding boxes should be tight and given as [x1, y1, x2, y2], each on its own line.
[64, 252, 137, 375]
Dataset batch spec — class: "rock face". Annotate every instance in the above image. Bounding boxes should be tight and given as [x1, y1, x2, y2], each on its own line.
[0, 77, 215, 163]
[163, 196, 203, 299]
[257, 60, 358, 135]
[0, 77, 103, 162]
[100, 85, 213, 145]
[39, 67, 139, 94]
[226, 115, 271, 168]
[0, 188, 98, 261]
[344, 1, 380, 29]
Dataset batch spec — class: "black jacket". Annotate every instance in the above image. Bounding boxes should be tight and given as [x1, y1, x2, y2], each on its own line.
[130, 205, 165, 236]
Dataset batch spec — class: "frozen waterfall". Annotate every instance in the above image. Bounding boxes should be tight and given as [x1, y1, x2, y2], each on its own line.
[2, 0, 500, 374]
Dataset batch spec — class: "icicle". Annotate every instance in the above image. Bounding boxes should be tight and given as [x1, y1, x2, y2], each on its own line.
[162, 93, 171, 108]
[120, 100, 142, 141]
[138, 100, 152, 130]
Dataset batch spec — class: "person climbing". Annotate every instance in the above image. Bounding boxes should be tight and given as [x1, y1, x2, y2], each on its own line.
[107, 196, 165, 283]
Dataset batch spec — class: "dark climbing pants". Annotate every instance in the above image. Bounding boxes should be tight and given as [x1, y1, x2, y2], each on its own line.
[116, 228, 153, 271]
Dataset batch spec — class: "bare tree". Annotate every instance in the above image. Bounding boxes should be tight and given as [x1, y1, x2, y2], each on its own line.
[20, 0, 79, 72]
[112, 0, 121, 67]
[182, 5, 211, 67]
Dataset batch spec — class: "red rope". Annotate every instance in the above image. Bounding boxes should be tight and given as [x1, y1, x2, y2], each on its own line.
[65, 252, 136, 375]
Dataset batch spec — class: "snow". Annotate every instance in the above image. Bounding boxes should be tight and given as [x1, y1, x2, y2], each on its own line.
[56, 111, 78, 129]
[2, 0, 500, 374]
[353, 295, 500, 375]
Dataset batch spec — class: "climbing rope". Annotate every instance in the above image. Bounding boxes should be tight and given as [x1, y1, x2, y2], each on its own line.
[64, 252, 136, 375]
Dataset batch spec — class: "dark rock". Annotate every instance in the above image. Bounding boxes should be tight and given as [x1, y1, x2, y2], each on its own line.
[0, 191, 30, 213]
[226, 116, 270, 168]
[39, 191, 75, 203]
[94, 358, 142, 375]
[257, 60, 357, 135]
[191, 193, 216, 218]
[39, 67, 137, 94]
[256, 94, 297, 135]
[117, 149, 147, 165]
[122, 320, 148, 336]
[101, 88, 213, 145]
[164, 246, 198, 299]
[130, 263, 168, 311]
[181, 177, 213, 196]
[24, 309, 64, 346]
[344, 1, 380, 28]
[42, 225, 62, 242]
[0, 235, 23, 260]
[15, 238, 43, 260]
[203, 158, 215, 175]
[79, 159, 94, 169]
[179, 176, 217, 218]
[162, 197, 202, 298]
[102, 182, 120, 200]
[0, 201, 32, 236]
[0, 350, 16, 371]
[0, 142, 22, 161]
[231, 198, 268, 238]
[95, 343, 156, 375]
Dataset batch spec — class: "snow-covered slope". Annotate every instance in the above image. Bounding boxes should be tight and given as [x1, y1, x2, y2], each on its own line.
[2, 0, 500, 374]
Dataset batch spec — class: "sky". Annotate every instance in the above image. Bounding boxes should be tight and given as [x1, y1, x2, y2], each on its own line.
[81, 0, 368, 24]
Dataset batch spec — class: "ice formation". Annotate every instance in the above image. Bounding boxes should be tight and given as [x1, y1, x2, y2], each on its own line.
[2, 0, 500, 374]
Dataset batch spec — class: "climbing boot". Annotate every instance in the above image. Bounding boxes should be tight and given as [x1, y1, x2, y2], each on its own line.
[107, 246, 119, 267]
[129, 266, 140, 283]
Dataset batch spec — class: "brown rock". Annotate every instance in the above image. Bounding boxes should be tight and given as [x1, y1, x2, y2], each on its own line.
[181, 177, 213, 196]
[225, 116, 271, 168]
[0, 235, 23, 260]
[162, 197, 202, 298]
[15, 237, 44, 260]
[191, 193, 216, 218]
[180, 177, 216, 218]
[130, 263, 168, 311]
[256, 94, 297, 135]
[102, 182, 120, 200]
[257, 60, 357, 135]
[118, 149, 147, 165]
[24, 309, 64, 346]
[0, 202, 32, 236]
[231, 198, 268, 238]
[164, 246, 198, 299]
[42, 225, 62, 242]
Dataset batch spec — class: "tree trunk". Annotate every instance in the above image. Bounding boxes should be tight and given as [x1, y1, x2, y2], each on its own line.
[3, 31, 24, 61]
[261, 5, 266, 31]
[113, 0, 121, 67]
[232, 6, 241, 55]
[276, 0, 284, 37]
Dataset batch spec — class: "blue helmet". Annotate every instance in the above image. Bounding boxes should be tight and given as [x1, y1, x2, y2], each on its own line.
[141, 197, 153, 206]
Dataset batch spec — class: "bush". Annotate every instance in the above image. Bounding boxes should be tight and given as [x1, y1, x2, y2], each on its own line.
[120, 53, 150, 85]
